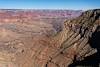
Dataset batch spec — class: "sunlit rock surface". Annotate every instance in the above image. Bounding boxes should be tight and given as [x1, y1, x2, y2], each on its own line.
[0, 9, 100, 67]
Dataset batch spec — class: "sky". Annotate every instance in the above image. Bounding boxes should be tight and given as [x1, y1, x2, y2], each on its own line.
[0, 0, 99, 10]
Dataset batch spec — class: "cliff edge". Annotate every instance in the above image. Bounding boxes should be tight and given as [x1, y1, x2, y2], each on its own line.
[0, 9, 99, 67]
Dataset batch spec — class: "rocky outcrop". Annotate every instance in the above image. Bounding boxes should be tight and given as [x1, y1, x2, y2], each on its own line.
[0, 9, 99, 67]
[47, 9, 100, 67]
[37, 9, 100, 67]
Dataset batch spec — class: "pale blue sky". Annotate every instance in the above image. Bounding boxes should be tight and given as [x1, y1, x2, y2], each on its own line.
[0, 0, 99, 10]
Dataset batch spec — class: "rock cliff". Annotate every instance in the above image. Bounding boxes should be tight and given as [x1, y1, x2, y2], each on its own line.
[47, 9, 100, 67]
[0, 9, 99, 67]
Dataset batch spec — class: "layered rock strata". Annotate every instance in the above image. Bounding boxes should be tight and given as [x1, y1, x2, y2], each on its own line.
[0, 9, 99, 67]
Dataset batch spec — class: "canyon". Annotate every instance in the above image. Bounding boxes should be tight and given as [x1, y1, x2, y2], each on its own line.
[0, 9, 99, 67]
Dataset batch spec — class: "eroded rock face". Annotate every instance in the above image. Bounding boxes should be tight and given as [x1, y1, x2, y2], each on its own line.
[47, 9, 100, 67]
[0, 9, 99, 67]
[41, 9, 100, 67]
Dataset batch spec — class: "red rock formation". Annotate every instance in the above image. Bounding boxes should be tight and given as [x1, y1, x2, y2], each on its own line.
[0, 10, 81, 23]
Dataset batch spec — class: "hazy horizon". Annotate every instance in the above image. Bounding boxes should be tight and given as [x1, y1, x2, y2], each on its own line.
[0, 0, 99, 10]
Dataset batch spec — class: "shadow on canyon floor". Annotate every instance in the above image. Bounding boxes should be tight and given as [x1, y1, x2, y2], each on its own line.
[69, 26, 100, 67]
